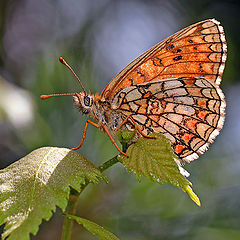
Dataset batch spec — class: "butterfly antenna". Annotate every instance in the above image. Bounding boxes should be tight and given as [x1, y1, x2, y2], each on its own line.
[59, 57, 86, 95]
[40, 93, 75, 99]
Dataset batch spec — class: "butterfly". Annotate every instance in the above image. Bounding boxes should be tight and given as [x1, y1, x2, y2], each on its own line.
[41, 19, 227, 162]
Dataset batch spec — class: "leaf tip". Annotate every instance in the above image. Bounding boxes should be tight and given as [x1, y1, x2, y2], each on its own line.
[184, 185, 201, 207]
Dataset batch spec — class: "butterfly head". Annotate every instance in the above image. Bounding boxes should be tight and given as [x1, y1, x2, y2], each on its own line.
[73, 92, 93, 114]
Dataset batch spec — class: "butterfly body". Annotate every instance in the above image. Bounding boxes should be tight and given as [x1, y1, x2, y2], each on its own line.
[42, 18, 227, 162]
[74, 75, 225, 162]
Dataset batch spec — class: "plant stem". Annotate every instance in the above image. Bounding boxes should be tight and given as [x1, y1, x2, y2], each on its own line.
[98, 155, 119, 172]
[61, 189, 80, 240]
[61, 155, 119, 240]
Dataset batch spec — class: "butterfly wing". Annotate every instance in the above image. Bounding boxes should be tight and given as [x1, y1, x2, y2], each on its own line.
[111, 77, 225, 162]
[101, 19, 227, 100]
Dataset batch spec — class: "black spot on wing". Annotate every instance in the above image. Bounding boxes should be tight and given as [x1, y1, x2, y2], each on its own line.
[173, 55, 182, 61]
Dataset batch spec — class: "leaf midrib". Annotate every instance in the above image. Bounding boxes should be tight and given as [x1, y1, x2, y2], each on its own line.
[30, 148, 55, 209]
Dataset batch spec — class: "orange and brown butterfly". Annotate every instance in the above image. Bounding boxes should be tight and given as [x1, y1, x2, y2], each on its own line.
[41, 18, 227, 162]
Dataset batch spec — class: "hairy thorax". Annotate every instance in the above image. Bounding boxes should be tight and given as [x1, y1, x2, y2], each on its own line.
[93, 100, 131, 137]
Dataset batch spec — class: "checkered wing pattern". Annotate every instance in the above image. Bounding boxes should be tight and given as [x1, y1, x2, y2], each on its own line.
[111, 77, 225, 162]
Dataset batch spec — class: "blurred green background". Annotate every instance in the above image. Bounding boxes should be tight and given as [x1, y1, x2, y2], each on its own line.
[1, 0, 240, 239]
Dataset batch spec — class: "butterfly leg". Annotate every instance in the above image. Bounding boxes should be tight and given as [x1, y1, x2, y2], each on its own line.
[72, 119, 99, 150]
[115, 115, 132, 132]
[115, 115, 155, 139]
[101, 124, 128, 157]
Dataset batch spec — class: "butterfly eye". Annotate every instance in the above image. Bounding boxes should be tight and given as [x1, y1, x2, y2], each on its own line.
[84, 96, 91, 107]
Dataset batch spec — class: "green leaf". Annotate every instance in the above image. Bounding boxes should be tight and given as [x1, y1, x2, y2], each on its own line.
[0, 147, 108, 240]
[118, 132, 200, 205]
[66, 214, 120, 240]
